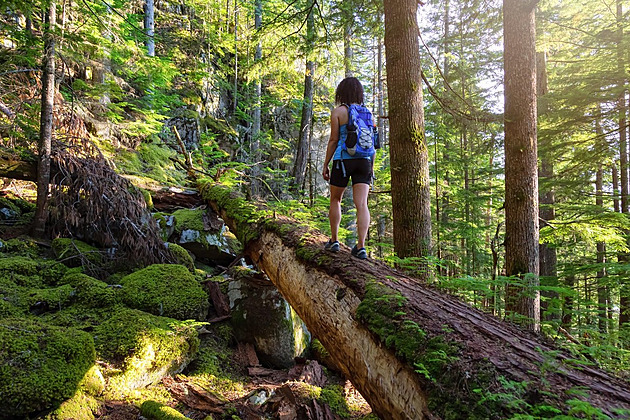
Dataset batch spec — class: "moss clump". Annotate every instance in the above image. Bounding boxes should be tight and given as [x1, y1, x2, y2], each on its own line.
[59, 273, 118, 307]
[47, 391, 100, 420]
[0, 255, 66, 288]
[319, 385, 350, 418]
[167, 242, 195, 272]
[28, 284, 75, 313]
[172, 208, 206, 233]
[120, 264, 208, 320]
[0, 196, 20, 219]
[0, 317, 95, 418]
[93, 308, 199, 396]
[140, 400, 188, 420]
[51, 238, 103, 268]
[0, 238, 39, 256]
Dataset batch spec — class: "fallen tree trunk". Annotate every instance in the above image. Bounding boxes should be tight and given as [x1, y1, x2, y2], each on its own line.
[200, 180, 630, 420]
[0, 149, 39, 182]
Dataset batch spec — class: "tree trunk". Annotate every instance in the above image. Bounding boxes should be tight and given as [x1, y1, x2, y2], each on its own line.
[617, 0, 630, 328]
[250, 0, 263, 197]
[537, 51, 558, 322]
[201, 182, 630, 419]
[33, 1, 56, 237]
[144, 0, 155, 57]
[384, 0, 432, 263]
[503, 0, 540, 331]
[596, 163, 608, 333]
[291, 4, 314, 190]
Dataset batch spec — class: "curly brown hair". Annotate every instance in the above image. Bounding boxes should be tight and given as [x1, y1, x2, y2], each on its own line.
[335, 77, 364, 105]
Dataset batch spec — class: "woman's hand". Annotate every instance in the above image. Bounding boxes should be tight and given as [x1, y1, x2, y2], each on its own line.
[322, 165, 330, 181]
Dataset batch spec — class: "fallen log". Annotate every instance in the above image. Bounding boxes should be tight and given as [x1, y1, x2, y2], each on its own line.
[200, 179, 630, 420]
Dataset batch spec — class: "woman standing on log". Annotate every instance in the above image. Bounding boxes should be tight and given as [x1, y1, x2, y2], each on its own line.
[321, 77, 375, 260]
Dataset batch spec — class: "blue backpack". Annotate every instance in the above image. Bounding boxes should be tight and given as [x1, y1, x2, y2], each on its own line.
[341, 104, 379, 159]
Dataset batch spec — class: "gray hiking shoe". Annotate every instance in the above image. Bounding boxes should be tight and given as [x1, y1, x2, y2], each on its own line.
[325, 240, 340, 252]
[351, 245, 367, 260]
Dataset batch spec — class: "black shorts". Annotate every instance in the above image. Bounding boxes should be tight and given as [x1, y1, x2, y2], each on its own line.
[330, 159, 373, 187]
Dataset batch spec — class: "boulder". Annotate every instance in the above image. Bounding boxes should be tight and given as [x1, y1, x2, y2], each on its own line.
[170, 208, 240, 265]
[0, 317, 95, 418]
[93, 308, 199, 397]
[228, 265, 310, 368]
[119, 264, 209, 320]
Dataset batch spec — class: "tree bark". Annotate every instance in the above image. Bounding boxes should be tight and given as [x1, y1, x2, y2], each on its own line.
[291, 4, 315, 190]
[201, 182, 630, 419]
[537, 51, 558, 322]
[503, 0, 540, 331]
[33, 1, 56, 237]
[250, 0, 263, 198]
[384, 0, 432, 263]
[144, 0, 155, 57]
[617, 0, 630, 328]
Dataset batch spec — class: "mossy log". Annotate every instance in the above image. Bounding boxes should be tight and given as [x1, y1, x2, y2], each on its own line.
[200, 180, 630, 420]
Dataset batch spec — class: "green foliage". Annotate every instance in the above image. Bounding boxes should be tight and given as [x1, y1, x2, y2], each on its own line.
[0, 317, 95, 418]
[51, 238, 103, 268]
[119, 264, 209, 320]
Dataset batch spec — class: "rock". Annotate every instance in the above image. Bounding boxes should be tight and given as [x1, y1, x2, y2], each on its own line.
[119, 264, 209, 320]
[0, 317, 95, 418]
[170, 208, 241, 265]
[166, 242, 195, 272]
[228, 266, 310, 369]
[153, 213, 176, 241]
[94, 308, 199, 397]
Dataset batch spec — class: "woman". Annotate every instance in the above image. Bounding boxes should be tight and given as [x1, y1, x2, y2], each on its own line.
[321, 77, 374, 260]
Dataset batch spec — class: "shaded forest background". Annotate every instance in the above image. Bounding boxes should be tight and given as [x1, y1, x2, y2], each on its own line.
[1, 0, 630, 416]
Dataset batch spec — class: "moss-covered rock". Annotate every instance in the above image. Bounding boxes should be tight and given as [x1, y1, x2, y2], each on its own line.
[0, 254, 67, 291]
[93, 308, 199, 396]
[119, 264, 209, 320]
[0, 237, 39, 256]
[228, 266, 310, 368]
[45, 391, 101, 420]
[140, 400, 188, 420]
[166, 242, 195, 272]
[58, 272, 118, 307]
[52, 237, 103, 268]
[153, 212, 176, 241]
[0, 317, 95, 418]
[171, 208, 240, 265]
[28, 284, 76, 314]
[0, 196, 20, 220]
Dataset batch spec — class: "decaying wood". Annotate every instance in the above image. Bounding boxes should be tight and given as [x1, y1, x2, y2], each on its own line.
[203, 182, 630, 420]
[162, 376, 224, 413]
[0, 149, 38, 182]
[205, 280, 231, 318]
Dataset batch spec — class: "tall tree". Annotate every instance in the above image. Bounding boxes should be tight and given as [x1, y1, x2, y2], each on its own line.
[503, 0, 540, 331]
[291, 4, 315, 190]
[384, 0, 432, 266]
[33, 0, 57, 236]
[617, 0, 629, 328]
[251, 0, 263, 197]
[144, 0, 155, 57]
[537, 51, 558, 321]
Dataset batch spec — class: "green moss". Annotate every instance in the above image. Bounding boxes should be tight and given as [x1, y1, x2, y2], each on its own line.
[0, 256, 66, 287]
[172, 208, 206, 233]
[198, 179, 267, 245]
[119, 264, 209, 320]
[0, 196, 20, 217]
[94, 308, 199, 397]
[59, 273, 118, 307]
[51, 238, 103, 268]
[0, 238, 39, 256]
[140, 187, 154, 209]
[319, 385, 350, 418]
[47, 391, 100, 420]
[140, 401, 188, 420]
[0, 317, 95, 418]
[167, 242, 195, 272]
[28, 284, 75, 312]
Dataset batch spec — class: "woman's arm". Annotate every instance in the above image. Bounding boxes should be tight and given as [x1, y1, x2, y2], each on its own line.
[322, 107, 342, 181]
